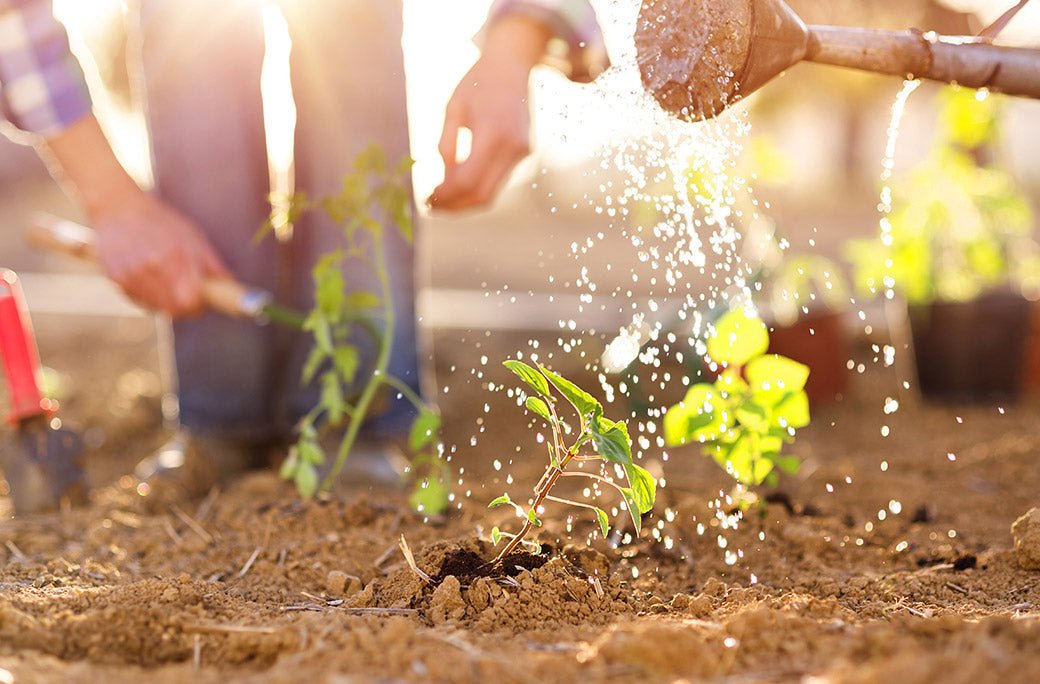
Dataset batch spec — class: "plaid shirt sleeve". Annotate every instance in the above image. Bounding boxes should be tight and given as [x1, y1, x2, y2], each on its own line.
[0, 0, 91, 138]
[485, 0, 609, 82]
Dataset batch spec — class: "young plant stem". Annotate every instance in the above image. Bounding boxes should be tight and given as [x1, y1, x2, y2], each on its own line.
[493, 450, 575, 563]
[380, 374, 426, 413]
[321, 230, 395, 491]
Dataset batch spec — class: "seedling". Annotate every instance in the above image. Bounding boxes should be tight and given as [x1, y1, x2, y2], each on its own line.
[489, 361, 657, 563]
[273, 145, 449, 513]
[847, 87, 1038, 305]
[664, 309, 810, 488]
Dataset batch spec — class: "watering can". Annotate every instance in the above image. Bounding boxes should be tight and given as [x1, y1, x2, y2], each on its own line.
[636, 0, 1040, 120]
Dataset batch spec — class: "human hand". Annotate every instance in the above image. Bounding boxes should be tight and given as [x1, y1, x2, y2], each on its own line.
[41, 116, 229, 317]
[428, 15, 551, 211]
[91, 190, 229, 318]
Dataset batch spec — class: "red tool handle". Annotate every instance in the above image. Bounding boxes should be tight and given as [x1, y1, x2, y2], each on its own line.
[0, 270, 50, 424]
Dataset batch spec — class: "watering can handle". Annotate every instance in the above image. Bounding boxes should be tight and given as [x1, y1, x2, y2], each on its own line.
[978, 0, 1031, 41]
[26, 214, 272, 321]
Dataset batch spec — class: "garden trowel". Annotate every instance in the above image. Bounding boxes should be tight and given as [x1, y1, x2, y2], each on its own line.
[0, 269, 88, 514]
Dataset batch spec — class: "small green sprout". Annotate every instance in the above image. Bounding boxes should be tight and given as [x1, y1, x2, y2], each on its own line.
[274, 145, 449, 513]
[489, 360, 657, 563]
[664, 309, 810, 487]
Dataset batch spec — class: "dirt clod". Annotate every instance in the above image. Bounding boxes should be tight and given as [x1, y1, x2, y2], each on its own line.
[1012, 508, 1040, 570]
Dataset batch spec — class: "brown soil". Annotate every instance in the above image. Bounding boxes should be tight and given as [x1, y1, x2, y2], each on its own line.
[3, 329, 1040, 683]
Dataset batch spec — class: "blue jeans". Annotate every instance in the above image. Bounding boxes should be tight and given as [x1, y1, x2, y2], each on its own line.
[139, 0, 419, 444]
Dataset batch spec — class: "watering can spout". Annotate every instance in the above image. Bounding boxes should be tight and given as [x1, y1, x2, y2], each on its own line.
[637, 0, 1040, 121]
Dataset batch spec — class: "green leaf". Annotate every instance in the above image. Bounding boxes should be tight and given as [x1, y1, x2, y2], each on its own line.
[707, 309, 769, 367]
[623, 462, 657, 514]
[306, 313, 334, 355]
[746, 354, 810, 395]
[718, 434, 775, 486]
[773, 390, 810, 429]
[503, 360, 551, 398]
[301, 346, 327, 385]
[313, 252, 346, 322]
[279, 452, 298, 480]
[409, 410, 441, 451]
[295, 462, 319, 499]
[734, 402, 768, 430]
[333, 346, 360, 384]
[538, 365, 602, 422]
[527, 508, 543, 527]
[409, 475, 449, 514]
[620, 488, 643, 535]
[490, 527, 502, 545]
[594, 507, 610, 537]
[354, 143, 386, 173]
[489, 494, 512, 509]
[775, 455, 802, 475]
[525, 396, 552, 422]
[320, 370, 346, 424]
[663, 384, 729, 446]
[298, 439, 326, 466]
[589, 416, 632, 465]
[346, 290, 380, 310]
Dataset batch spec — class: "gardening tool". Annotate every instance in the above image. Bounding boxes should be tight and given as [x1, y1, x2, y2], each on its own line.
[636, 0, 1040, 120]
[0, 270, 88, 514]
[27, 215, 304, 328]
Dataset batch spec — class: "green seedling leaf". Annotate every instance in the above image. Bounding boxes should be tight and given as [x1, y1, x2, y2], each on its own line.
[489, 494, 512, 509]
[527, 508, 543, 527]
[301, 346, 326, 385]
[333, 346, 360, 384]
[746, 354, 810, 395]
[707, 309, 769, 367]
[594, 507, 610, 537]
[490, 527, 502, 545]
[503, 360, 551, 398]
[409, 410, 441, 451]
[346, 290, 380, 310]
[776, 455, 802, 475]
[538, 365, 602, 422]
[409, 475, 449, 514]
[525, 396, 552, 422]
[320, 370, 346, 424]
[354, 143, 386, 173]
[734, 402, 769, 431]
[664, 384, 729, 446]
[298, 439, 326, 466]
[589, 416, 632, 465]
[295, 462, 319, 499]
[313, 253, 346, 322]
[620, 488, 643, 535]
[721, 434, 775, 486]
[279, 452, 298, 480]
[623, 462, 657, 514]
[773, 390, 810, 429]
[306, 313, 334, 354]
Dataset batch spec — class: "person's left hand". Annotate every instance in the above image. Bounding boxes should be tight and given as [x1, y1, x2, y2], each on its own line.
[429, 16, 551, 211]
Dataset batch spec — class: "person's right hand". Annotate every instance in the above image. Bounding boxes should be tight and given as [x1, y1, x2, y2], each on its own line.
[91, 190, 229, 318]
[42, 116, 229, 318]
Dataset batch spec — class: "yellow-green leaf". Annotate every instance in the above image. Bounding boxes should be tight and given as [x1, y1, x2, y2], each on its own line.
[746, 354, 810, 394]
[707, 309, 769, 366]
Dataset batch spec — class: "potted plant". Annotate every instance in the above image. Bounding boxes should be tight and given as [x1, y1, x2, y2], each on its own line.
[847, 87, 1040, 401]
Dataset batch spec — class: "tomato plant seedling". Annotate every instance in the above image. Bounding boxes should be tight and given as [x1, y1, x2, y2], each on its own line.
[273, 145, 449, 513]
[489, 360, 657, 563]
[664, 308, 810, 488]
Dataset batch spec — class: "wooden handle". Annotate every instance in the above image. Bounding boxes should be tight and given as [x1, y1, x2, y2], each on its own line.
[26, 214, 269, 320]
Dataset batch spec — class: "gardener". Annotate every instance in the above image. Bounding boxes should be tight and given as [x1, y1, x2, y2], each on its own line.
[0, 0, 608, 495]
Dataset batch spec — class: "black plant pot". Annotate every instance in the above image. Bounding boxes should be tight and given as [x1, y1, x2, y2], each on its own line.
[908, 292, 1034, 402]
